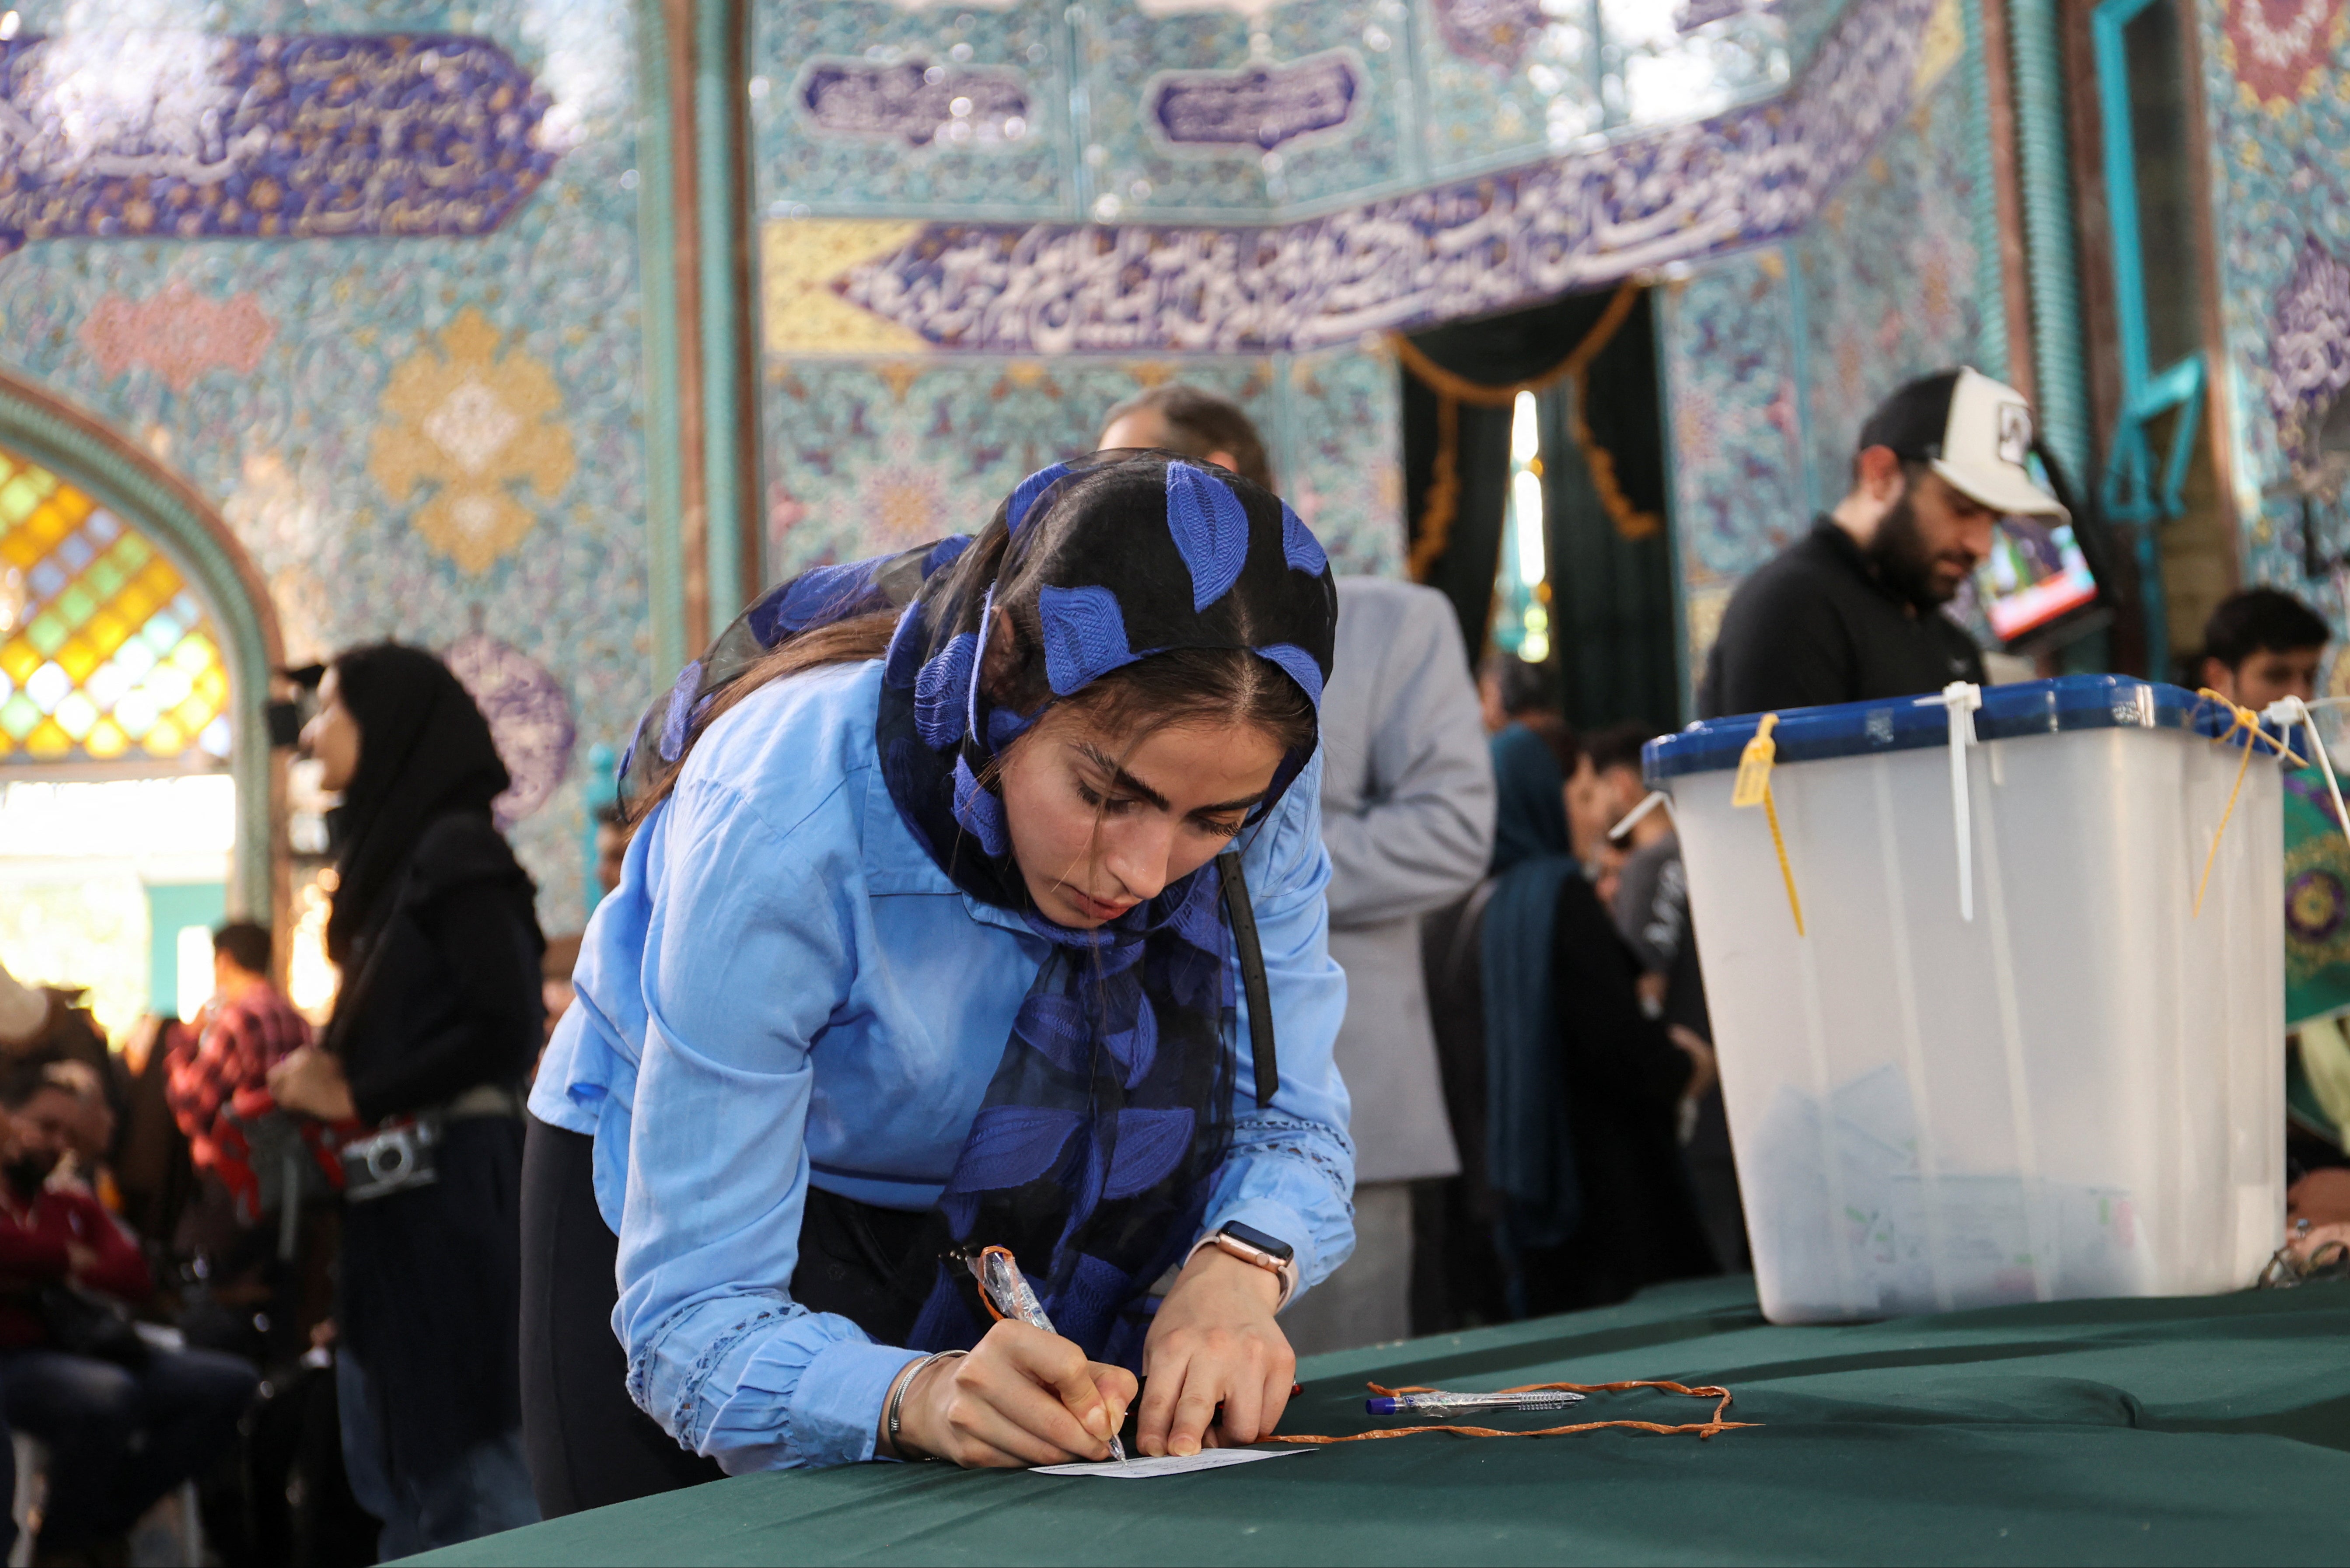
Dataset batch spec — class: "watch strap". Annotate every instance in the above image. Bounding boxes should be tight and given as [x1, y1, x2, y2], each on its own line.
[1187, 1229, 1298, 1308]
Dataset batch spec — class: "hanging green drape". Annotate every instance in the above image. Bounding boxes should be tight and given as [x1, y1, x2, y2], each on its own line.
[1538, 294, 1677, 732]
[1396, 284, 1673, 729]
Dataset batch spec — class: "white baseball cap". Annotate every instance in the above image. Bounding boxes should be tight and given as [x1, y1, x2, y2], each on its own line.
[1858, 367, 2069, 520]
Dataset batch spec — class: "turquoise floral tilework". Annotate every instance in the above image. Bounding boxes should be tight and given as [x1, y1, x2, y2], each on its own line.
[751, 0, 1075, 220]
[1793, 67, 1983, 504]
[760, 349, 1401, 583]
[1280, 344, 1407, 577]
[0, 0, 653, 927]
[2195, 0, 2350, 638]
[1412, 0, 1789, 183]
[1652, 56, 1985, 682]
[1657, 248, 1809, 675]
[1780, 0, 1847, 68]
[1411, 0, 1600, 180]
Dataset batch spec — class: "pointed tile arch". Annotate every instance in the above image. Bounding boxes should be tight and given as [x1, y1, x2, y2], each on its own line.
[0, 370, 285, 922]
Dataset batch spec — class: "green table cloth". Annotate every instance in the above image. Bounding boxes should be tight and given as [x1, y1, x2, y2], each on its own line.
[413, 1277, 2350, 1566]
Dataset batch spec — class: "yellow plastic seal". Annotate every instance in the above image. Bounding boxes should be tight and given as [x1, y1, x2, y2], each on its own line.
[1732, 713, 1804, 937]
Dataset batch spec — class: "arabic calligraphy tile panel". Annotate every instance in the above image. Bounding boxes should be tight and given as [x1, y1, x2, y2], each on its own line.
[825, 0, 1933, 355]
[0, 0, 652, 928]
[750, 0, 1074, 218]
[1079, 1, 1410, 221]
[759, 350, 1400, 581]
[0, 32, 561, 255]
[1792, 67, 1983, 502]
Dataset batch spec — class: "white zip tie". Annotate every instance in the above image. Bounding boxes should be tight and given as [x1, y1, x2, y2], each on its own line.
[2267, 695, 2350, 848]
[1917, 682, 1983, 922]
[1609, 789, 1670, 843]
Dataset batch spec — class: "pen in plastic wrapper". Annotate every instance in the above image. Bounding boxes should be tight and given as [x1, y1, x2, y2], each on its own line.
[976, 1246, 1127, 1463]
[1366, 1389, 1590, 1418]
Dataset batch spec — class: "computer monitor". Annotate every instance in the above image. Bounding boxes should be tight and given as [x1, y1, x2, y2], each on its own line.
[1980, 512, 2101, 646]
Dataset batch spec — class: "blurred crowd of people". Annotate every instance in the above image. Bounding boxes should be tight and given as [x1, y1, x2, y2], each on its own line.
[0, 374, 2344, 1560]
[0, 644, 543, 1564]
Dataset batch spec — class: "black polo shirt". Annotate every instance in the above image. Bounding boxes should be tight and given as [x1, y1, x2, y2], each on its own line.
[1698, 517, 1985, 719]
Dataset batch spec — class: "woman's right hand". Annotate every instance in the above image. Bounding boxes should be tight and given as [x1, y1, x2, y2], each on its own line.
[892, 1320, 1135, 1468]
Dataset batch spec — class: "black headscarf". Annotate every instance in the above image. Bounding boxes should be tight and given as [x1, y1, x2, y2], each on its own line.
[323, 643, 513, 966]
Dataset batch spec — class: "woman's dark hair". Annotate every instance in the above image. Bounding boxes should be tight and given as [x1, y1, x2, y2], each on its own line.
[323, 644, 510, 961]
[625, 459, 1317, 828]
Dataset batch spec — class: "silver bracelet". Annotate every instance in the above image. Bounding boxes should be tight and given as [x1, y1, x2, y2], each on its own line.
[886, 1349, 965, 1460]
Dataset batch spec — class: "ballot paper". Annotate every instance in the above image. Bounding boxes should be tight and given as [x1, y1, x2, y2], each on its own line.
[1030, 1448, 1306, 1478]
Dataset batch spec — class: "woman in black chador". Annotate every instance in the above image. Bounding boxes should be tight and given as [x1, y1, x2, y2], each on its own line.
[269, 644, 543, 1555]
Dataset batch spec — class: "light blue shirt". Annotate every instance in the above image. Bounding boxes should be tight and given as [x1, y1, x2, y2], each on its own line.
[531, 658, 1355, 1472]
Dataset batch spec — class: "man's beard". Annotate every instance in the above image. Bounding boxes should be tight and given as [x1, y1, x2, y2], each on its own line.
[1865, 490, 1966, 608]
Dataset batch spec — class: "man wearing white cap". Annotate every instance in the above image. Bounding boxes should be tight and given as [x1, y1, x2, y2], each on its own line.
[1700, 367, 2069, 718]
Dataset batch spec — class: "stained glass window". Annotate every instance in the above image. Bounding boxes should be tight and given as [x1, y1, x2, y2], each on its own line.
[0, 445, 231, 768]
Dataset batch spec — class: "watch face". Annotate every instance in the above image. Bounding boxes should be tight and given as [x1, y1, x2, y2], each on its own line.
[1222, 1221, 1295, 1263]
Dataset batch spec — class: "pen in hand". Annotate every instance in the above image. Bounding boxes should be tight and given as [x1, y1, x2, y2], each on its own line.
[976, 1246, 1128, 1463]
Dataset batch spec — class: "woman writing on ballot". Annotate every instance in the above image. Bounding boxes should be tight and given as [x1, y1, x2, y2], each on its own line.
[522, 451, 1352, 1489]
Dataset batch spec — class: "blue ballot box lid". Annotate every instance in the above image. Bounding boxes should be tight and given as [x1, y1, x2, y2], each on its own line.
[1643, 674, 2255, 787]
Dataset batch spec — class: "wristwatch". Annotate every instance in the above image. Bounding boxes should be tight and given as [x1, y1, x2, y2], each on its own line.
[1209, 1220, 1295, 1275]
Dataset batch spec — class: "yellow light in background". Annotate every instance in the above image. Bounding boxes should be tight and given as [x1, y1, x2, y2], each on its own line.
[1512, 470, 1546, 584]
[286, 869, 340, 1024]
[1520, 603, 1550, 664]
[1507, 391, 1547, 643]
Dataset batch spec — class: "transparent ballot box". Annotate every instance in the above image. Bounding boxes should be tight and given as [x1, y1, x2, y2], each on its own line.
[1647, 677, 2287, 1323]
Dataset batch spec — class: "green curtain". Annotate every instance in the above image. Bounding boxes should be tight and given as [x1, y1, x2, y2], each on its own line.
[1400, 370, 1514, 667]
[1398, 286, 1677, 727]
[1538, 292, 1677, 731]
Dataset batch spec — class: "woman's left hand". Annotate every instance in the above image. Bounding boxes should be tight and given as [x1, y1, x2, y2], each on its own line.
[266, 1047, 359, 1122]
[1136, 1244, 1294, 1457]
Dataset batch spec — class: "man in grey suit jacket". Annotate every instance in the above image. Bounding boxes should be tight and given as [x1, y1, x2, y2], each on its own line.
[1279, 575, 1495, 1354]
[1100, 388, 1496, 1350]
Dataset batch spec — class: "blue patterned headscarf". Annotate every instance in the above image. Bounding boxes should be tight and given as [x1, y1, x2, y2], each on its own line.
[617, 450, 1337, 1368]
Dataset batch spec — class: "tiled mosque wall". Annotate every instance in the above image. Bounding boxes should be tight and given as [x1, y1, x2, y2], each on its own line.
[760, 348, 1405, 579]
[0, 0, 651, 927]
[1659, 0, 1987, 680]
[2196, 0, 2350, 672]
[746, 0, 1871, 586]
[0, 0, 2018, 949]
[752, 0, 1992, 698]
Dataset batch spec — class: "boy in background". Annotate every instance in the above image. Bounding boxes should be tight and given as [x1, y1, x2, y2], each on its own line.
[2195, 588, 2350, 1229]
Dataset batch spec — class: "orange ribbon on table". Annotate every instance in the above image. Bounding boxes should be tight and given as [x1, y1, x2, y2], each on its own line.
[1270, 1379, 1756, 1445]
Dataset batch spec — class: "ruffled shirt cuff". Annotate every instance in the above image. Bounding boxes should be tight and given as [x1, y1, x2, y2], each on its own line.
[699, 1326, 926, 1473]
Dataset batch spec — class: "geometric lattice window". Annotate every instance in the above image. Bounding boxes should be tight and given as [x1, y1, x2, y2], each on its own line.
[0, 444, 231, 767]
